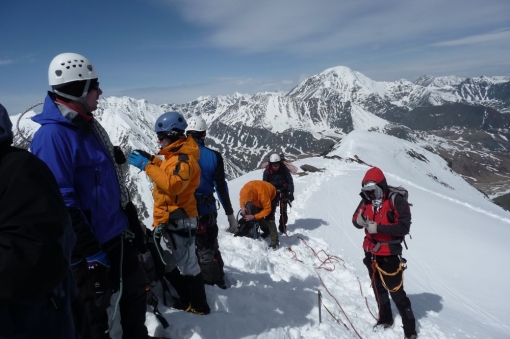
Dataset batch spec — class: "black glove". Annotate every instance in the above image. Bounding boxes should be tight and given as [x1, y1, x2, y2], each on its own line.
[289, 192, 294, 202]
[113, 146, 126, 164]
[133, 149, 151, 159]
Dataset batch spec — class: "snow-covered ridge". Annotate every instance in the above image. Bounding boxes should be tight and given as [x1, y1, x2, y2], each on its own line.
[131, 130, 510, 339]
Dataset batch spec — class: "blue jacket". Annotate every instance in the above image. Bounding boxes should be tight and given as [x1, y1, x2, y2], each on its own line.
[31, 94, 128, 245]
[194, 140, 234, 216]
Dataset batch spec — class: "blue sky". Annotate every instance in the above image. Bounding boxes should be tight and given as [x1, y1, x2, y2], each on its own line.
[1, 0, 509, 115]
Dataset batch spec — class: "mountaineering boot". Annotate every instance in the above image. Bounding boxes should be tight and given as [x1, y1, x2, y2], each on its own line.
[278, 224, 285, 234]
[186, 274, 210, 315]
[171, 296, 189, 311]
[165, 267, 190, 307]
[268, 220, 279, 249]
[268, 240, 279, 250]
[397, 304, 416, 339]
[374, 293, 393, 328]
[405, 334, 418, 339]
[373, 319, 394, 329]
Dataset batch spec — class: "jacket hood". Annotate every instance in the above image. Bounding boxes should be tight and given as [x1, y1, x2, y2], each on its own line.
[0, 103, 13, 146]
[31, 93, 74, 126]
[159, 135, 200, 160]
[361, 167, 389, 193]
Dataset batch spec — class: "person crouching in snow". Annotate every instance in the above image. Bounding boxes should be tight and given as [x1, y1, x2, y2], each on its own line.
[352, 167, 417, 339]
[239, 180, 279, 249]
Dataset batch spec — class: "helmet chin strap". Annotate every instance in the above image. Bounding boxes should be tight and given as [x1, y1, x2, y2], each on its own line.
[53, 79, 92, 112]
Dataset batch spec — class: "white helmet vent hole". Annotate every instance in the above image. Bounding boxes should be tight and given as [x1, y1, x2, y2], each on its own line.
[55, 70, 62, 77]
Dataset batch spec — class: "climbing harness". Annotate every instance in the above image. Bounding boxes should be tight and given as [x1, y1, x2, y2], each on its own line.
[371, 256, 406, 293]
[154, 220, 196, 268]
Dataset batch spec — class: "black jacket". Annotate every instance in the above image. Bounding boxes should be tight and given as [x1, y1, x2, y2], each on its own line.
[262, 162, 294, 193]
[0, 145, 69, 303]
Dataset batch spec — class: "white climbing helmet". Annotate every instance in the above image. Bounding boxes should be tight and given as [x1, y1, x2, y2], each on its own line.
[269, 153, 280, 163]
[187, 116, 208, 132]
[48, 52, 98, 86]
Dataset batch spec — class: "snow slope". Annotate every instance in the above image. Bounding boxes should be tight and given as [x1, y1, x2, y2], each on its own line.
[111, 130, 510, 339]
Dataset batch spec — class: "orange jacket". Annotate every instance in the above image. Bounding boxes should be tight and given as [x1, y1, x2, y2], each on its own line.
[144, 136, 200, 226]
[239, 180, 276, 220]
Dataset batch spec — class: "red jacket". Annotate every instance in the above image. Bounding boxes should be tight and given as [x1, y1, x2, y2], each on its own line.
[352, 167, 411, 256]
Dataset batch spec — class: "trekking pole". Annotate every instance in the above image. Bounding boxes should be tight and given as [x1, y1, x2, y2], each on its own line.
[318, 290, 322, 324]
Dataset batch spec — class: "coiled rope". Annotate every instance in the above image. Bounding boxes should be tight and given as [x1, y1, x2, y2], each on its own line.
[16, 102, 43, 143]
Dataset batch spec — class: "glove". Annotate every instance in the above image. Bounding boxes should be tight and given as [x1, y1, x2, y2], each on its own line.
[128, 150, 151, 171]
[356, 213, 368, 228]
[86, 250, 110, 269]
[366, 221, 378, 234]
[113, 146, 126, 164]
[289, 192, 294, 202]
[226, 214, 238, 233]
[133, 149, 151, 159]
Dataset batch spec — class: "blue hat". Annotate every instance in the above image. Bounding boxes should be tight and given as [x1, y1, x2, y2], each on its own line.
[0, 103, 14, 145]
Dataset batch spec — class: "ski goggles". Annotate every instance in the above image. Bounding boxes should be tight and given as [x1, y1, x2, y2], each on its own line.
[156, 130, 180, 141]
[361, 181, 383, 201]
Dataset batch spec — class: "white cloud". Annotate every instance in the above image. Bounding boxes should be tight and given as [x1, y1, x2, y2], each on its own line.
[432, 29, 510, 47]
[170, 0, 510, 55]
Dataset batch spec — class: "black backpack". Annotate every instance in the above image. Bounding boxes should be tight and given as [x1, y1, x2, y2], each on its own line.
[137, 227, 171, 328]
[233, 214, 260, 239]
[387, 185, 412, 248]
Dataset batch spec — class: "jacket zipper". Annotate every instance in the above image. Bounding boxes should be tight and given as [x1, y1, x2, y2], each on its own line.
[95, 170, 100, 210]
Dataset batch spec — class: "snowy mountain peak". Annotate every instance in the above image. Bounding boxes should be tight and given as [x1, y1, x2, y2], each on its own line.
[414, 75, 464, 88]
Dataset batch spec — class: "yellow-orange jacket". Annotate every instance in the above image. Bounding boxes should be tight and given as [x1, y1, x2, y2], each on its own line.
[239, 180, 276, 220]
[144, 136, 200, 226]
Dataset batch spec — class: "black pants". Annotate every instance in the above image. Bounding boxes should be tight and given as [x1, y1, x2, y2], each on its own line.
[277, 200, 288, 228]
[363, 252, 416, 336]
[0, 272, 78, 339]
[195, 213, 225, 287]
[72, 237, 148, 339]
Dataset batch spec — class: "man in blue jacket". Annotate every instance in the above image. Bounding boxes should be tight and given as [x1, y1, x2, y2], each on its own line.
[186, 116, 237, 289]
[30, 53, 148, 339]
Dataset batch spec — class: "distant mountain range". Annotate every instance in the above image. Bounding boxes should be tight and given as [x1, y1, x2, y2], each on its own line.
[12, 66, 510, 217]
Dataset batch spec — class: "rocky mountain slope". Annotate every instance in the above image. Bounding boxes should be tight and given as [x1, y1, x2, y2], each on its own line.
[12, 66, 510, 217]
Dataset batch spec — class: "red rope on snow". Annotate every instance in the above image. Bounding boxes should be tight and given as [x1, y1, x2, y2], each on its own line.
[282, 237, 364, 339]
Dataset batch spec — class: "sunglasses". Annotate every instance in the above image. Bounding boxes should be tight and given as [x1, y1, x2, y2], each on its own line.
[157, 130, 181, 141]
[271, 163, 280, 167]
[157, 132, 169, 141]
[89, 81, 100, 91]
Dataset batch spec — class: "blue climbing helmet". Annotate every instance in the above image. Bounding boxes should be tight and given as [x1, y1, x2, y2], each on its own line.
[155, 111, 188, 133]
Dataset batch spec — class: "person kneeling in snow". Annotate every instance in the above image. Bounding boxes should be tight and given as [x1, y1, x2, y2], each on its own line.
[352, 167, 417, 339]
[239, 180, 279, 249]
